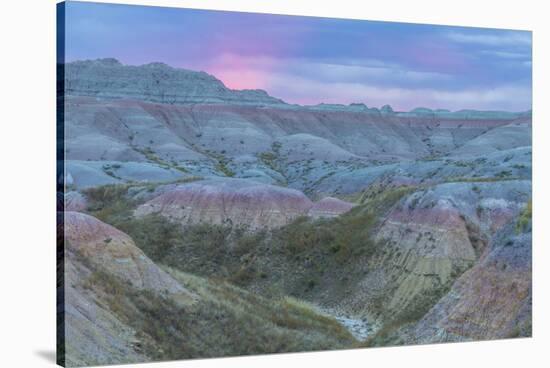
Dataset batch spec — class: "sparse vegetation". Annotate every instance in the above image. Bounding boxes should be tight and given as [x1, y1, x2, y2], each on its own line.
[63, 59, 533, 365]
[80, 266, 356, 362]
[82, 183, 412, 331]
[132, 145, 189, 173]
[83, 183, 135, 221]
[214, 160, 235, 177]
[257, 142, 287, 185]
[200, 149, 236, 177]
[445, 175, 520, 183]
[75, 164, 530, 356]
[276, 208, 378, 263]
[109, 185, 413, 307]
[84, 183, 131, 207]
[362, 281, 457, 347]
[496, 170, 513, 178]
[516, 199, 532, 234]
[102, 163, 122, 179]
[83, 177, 203, 222]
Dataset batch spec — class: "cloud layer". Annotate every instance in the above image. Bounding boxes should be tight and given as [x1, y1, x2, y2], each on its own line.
[64, 2, 532, 112]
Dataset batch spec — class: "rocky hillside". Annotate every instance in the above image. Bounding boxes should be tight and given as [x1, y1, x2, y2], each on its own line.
[65, 58, 285, 106]
[134, 178, 314, 229]
[62, 211, 195, 365]
[61, 211, 356, 366]
[60, 59, 532, 365]
[63, 59, 530, 193]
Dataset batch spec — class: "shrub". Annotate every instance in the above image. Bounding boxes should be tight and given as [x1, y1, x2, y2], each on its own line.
[515, 199, 532, 234]
[115, 214, 185, 261]
[84, 183, 130, 208]
[234, 229, 265, 256]
[214, 160, 235, 177]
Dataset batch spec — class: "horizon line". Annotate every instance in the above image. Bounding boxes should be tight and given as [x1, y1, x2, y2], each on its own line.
[64, 57, 532, 114]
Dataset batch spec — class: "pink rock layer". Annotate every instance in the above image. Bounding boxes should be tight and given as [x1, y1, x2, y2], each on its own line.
[135, 179, 313, 229]
[308, 197, 355, 218]
[64, 211, 191, 295]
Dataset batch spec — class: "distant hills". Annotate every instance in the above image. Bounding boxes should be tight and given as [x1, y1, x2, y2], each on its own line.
[63, 58, 530, 119]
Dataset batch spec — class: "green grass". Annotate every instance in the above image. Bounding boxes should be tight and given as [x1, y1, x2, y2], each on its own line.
[516, 199, 532, 234]
[445, 176, 521, 183]
[110, 185, 413, 306]
[362, 282, 454, 347]
[84, 183, 132, 208]
[257, 142, 288, 185]
[80, 264, 356, 362]
[107, 213, 254, 282]
[83, 183, 136, 223]
[275, 208, 378, 263]
[83, 182, 454, 346]
[214, 160, 235, 177]
[83, 177, 203, 223]
[77, 180, 479, 352]
[356, 184, 414, 206]
[259, 151, 277, 165]
[201, 150, 236, 177]
[257, 151, 278, 172]
[132, 145, 190, 173]
[85, 183, 410, 321]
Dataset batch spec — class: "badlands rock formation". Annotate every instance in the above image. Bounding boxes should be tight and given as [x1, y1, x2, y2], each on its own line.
[64, 191, 87, 212]
[65, 58, 285, 106]
[61, 212, 355, 366]
[62, 59, 531, 191]
[60, 59, 532, 363]
[62, 211, 196, 366]
[308, 197, 355, 218]
[135, 178, 313, 229]
[412, 219, 532, 342]
[64, 211, 193, 294]
[338, 180, 530, 322]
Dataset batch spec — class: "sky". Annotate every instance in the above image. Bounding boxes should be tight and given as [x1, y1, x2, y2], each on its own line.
[62, 1, 532, 111]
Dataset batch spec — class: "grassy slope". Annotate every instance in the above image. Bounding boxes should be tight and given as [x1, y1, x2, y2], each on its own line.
[79, 182, 364, 361]
[84, 183, 413, 310]
[79, 263, 356, 363]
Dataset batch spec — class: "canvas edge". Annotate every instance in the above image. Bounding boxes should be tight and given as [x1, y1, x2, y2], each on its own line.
[56, 2, 66, 367]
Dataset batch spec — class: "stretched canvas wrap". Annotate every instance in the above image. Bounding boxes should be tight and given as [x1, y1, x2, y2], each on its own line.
[57, 1, 533, 366]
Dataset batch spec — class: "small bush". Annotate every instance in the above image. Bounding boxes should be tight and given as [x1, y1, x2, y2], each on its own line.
[515, 199, 532, 234]
[234, 229, 265, 256]
[84, 183, 130, 208]
[214, 160, 235, 177]
[115, 214, 185, 261]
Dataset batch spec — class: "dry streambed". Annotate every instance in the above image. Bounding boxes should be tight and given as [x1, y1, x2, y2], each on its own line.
[316, 306, 372, 341]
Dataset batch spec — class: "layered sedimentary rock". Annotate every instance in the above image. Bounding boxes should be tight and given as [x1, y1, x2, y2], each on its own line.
[60, 58, 532, 351]
[62, 60, 531, 194]
[449, 121, 532, 158]
[361, 195, 478, 318]
[64, 248, 148, 367]
[63, 212, 196, 366]
[62, 91, 531, 192]
[309, 197, 355, 218]
[135, 178, 313, 229]
[341, 181, 530, 322]
[65, 58, 285, 106]
[412, 219, 532, 342]
[61, 60, 533, 199]
[64, 211, 192, 294]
